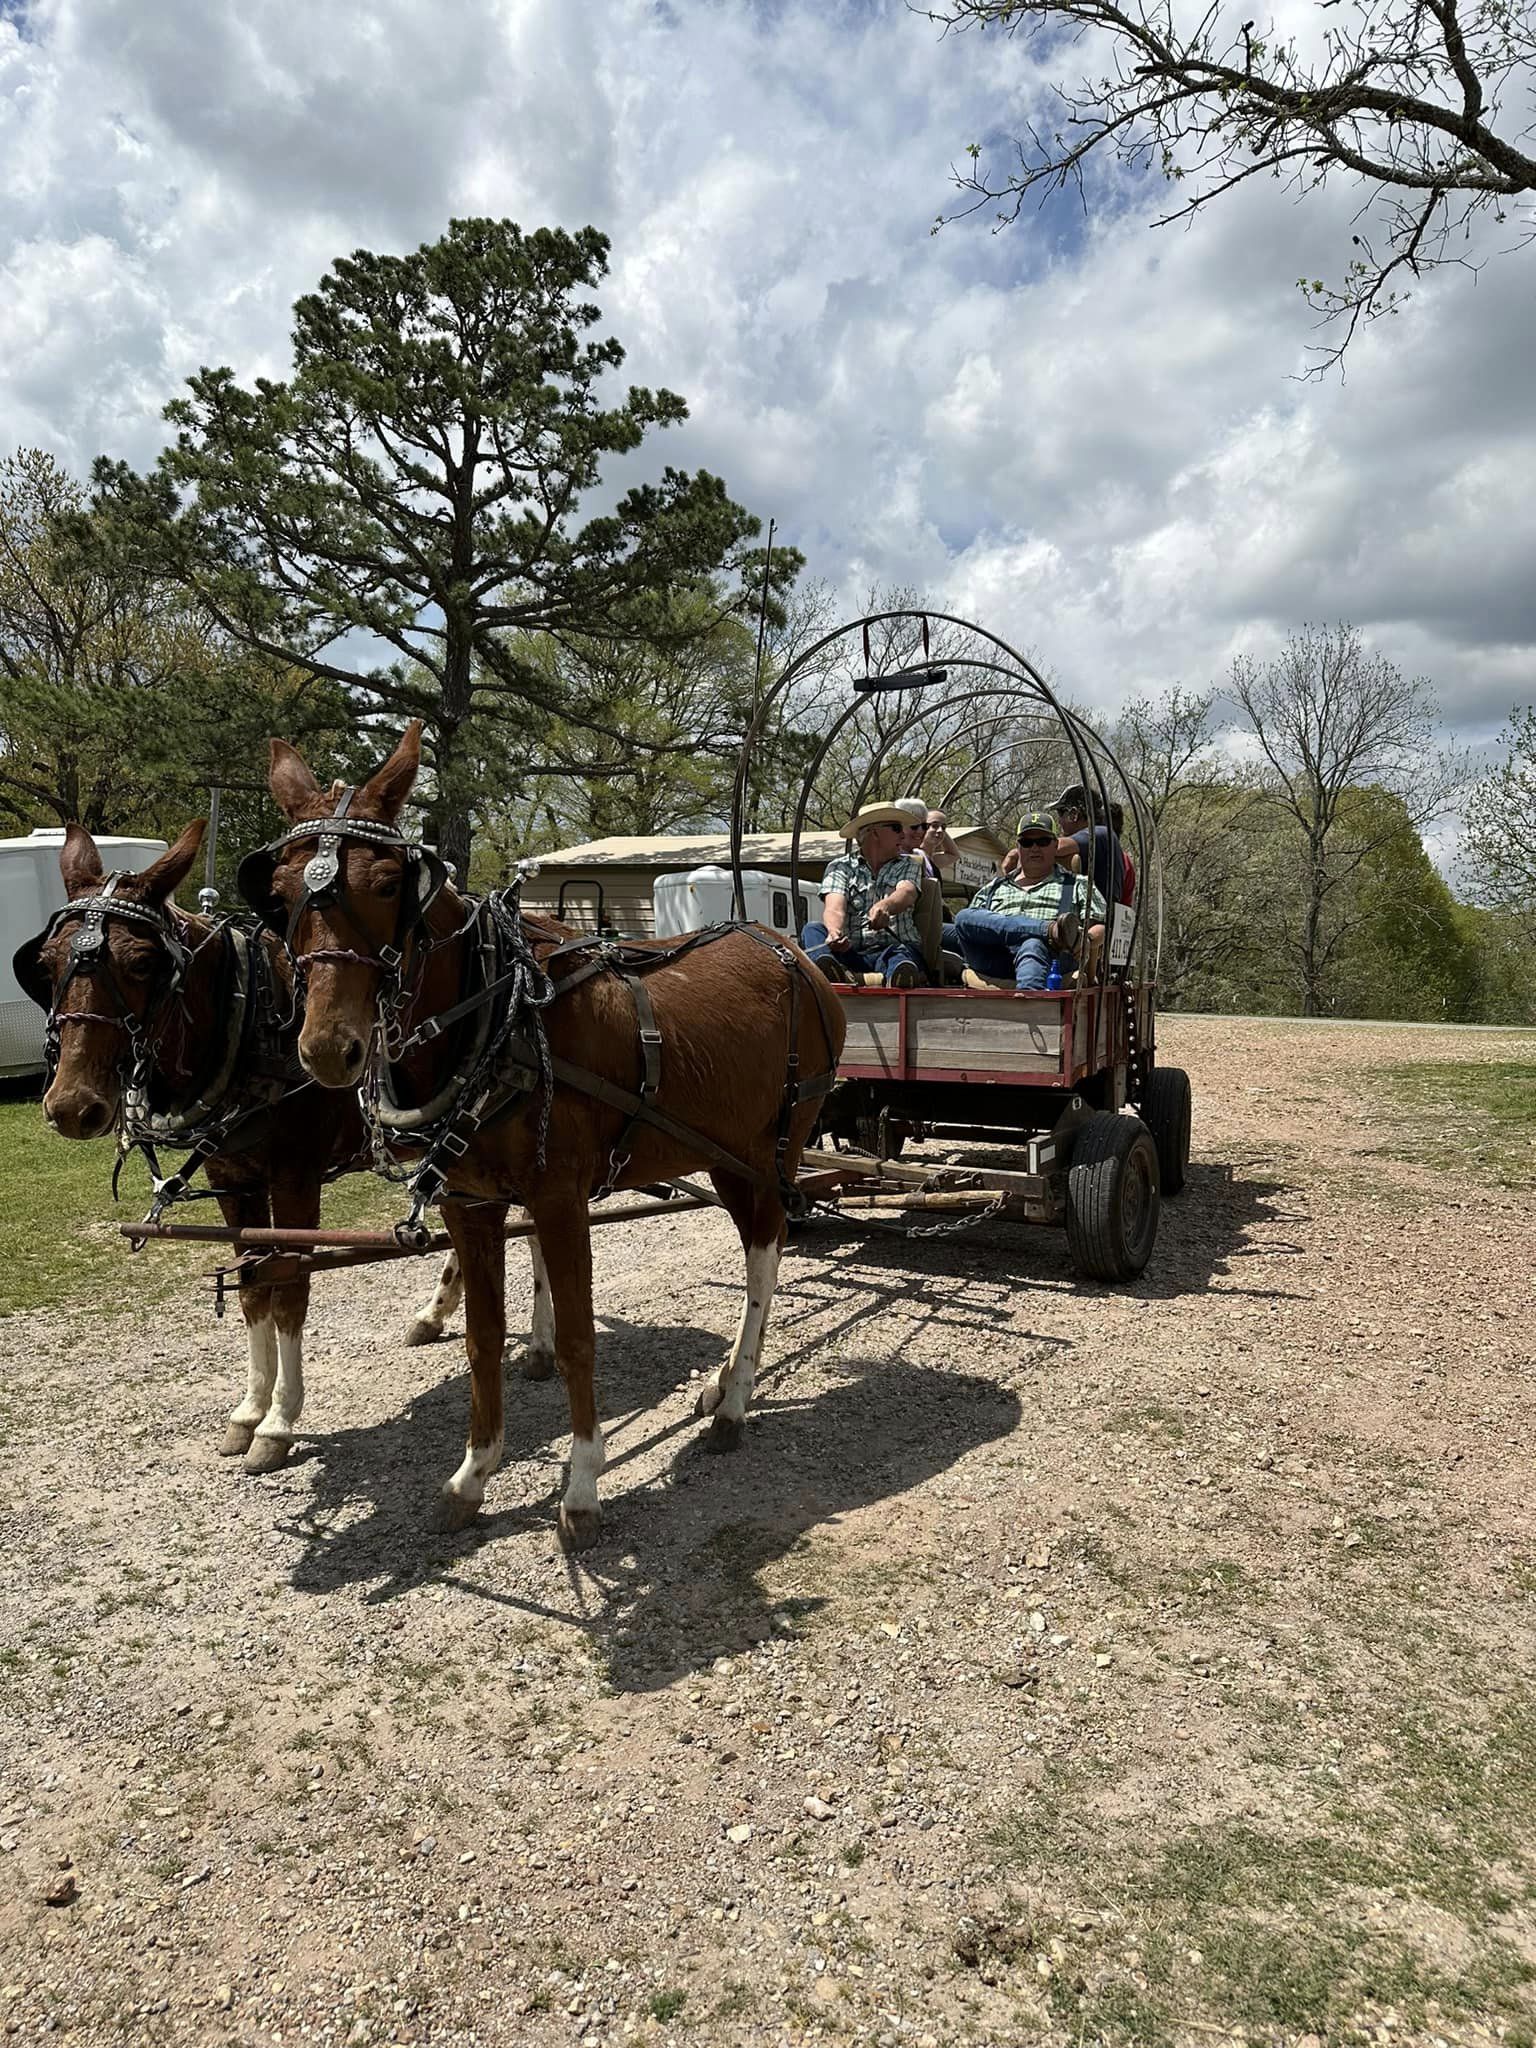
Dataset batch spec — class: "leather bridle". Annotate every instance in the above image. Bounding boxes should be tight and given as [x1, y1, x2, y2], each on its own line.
[236, 790, 448, 1005]
[12, 876, 192, 1086]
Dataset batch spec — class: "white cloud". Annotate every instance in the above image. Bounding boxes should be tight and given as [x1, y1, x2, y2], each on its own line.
[1, 0, 1531, 781]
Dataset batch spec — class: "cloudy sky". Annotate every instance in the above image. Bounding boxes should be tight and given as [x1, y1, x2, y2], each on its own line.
[2, 0, 1531, 790]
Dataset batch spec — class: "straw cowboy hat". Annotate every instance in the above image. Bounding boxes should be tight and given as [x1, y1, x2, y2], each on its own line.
[836, 801, 913, 840]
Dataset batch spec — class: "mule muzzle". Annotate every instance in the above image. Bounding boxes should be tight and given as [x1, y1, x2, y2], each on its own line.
[298, 1019, 369, 1090]
[44, 1078, 117, 1142]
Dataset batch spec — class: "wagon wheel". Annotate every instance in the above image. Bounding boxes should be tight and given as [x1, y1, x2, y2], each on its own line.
[1064, 1113, 1160, 1283]
[1140, 1066, 1192, 1197]
[853, 1108, 906, 1160]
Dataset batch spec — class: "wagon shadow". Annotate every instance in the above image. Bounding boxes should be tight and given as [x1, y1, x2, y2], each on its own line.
[785, 1151, 1303, 1302]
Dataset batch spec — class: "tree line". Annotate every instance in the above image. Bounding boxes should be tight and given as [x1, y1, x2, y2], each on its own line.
[1, 214, 1531, 1022]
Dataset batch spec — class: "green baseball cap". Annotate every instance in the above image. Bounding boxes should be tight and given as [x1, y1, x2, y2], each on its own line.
[1016, 809, 1060, 841]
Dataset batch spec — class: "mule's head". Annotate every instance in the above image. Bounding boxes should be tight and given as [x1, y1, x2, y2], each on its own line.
[23, 821, 205, 1140]
[247, 722, 434, 1090]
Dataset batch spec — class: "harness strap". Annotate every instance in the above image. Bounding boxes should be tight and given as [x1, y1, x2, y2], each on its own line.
[548, 1053, 783, 1199]
[593, 972, 664, 1201]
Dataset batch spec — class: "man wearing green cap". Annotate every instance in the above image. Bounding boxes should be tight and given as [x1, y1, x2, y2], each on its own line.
[953, 809, 1106, 990]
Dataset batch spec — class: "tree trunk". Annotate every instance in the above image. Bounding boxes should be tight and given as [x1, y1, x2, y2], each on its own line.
[1301, 844, 1326, 1016]
[435, 615, 474, 887]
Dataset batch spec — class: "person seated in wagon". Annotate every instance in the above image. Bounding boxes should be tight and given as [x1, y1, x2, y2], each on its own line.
[953, 808, 1106, 991]
[800, 800, 927, 988]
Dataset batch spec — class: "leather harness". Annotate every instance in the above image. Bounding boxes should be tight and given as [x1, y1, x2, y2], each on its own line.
[238, 811, 838, 1246]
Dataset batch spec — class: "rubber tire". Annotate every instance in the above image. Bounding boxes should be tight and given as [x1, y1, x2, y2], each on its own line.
[1064, 1113, 1161, 1283]
[854, 1113, 906, 1161]
[1140, 1065, 1192, 1197]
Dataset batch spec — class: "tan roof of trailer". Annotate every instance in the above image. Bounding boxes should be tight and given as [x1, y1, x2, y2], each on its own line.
[530, 826, 1007, 868]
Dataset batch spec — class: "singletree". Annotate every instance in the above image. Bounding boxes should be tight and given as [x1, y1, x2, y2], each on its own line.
[92, 219, 792, 878]
[922, 0, 1536, 362]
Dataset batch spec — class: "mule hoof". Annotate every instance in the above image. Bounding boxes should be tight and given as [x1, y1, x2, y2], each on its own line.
[244, 1435, 292, 1475]
[219, 1422, 255, 1457]
[433, 1490, 482, 1534]
[705, 1412, 744, 1454]
[558, 1505, 602, 1554]
[519, 1346, 557, 1383]
[404, 1318, 445, 1348]
[694, 1379, 724, 1419]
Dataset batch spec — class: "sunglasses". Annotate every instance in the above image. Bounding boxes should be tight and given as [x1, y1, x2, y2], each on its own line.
[1017, 834, 1054, 849]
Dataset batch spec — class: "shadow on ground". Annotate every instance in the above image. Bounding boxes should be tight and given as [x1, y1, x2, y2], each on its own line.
[792, 1149, 1305, 1303]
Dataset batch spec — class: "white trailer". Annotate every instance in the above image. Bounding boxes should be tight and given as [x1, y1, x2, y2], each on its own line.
[652, 865, 811, 942]
[0, 828, 168, 1078]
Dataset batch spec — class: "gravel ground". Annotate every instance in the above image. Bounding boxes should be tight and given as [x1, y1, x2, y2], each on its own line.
[3, 1016, 1536, 2048]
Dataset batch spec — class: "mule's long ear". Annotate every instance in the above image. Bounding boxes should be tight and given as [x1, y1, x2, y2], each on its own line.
[60, 822, 105, 896]
[360, 720, 423, 823]
[269, 738, 323, 821]
[139, 820, 207, 903]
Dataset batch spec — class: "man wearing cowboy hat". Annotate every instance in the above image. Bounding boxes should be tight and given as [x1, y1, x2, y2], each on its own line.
[800, 801, 926, 987]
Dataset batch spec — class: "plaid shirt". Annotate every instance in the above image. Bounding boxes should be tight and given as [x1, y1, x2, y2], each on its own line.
[821, 850, 922, 951]
[972, 866, 1106, 926]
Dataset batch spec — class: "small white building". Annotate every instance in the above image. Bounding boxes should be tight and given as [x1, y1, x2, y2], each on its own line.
[0, 828, 168, 1077]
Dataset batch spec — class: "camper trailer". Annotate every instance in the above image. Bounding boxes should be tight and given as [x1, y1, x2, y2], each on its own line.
[0, 828, 168, 1078]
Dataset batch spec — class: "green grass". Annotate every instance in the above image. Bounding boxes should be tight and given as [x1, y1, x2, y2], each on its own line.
[986, 1673, 1536, 2045]
[1372, 1060, 1536, 1187]
[0, 1093, 406, 1317]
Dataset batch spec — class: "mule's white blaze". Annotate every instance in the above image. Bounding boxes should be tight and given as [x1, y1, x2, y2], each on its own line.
[445, 1431, 504, 1504]
[529, 1238, 555, 1358]
[714, 1241, 781, 1424]
[256, 1328, 305, 1442]
[229, 1318, 278, 1429]
[412, 1252, 463, 1337]
[563, 1430, 606, 1516]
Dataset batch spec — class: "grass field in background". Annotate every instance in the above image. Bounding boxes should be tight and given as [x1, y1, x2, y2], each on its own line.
[0, 1093, 402, 1317]
[1372, 1061, 1536, 1188]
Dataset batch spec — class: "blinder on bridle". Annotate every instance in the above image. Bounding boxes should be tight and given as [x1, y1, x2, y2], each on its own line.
[236, 786, 448, 974]
[11, 874, 193, 1070]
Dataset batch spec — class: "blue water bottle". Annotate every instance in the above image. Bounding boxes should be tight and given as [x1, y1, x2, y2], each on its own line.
[1045, 958, 1064, 992]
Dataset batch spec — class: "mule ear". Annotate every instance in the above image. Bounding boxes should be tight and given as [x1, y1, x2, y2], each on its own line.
[139, 820, 207, 903]
[268, 738, 323, 820]
[59, 822, 105, 896]
[360, 720, 423, 823]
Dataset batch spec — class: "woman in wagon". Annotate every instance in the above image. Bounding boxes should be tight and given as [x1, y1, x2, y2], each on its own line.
[800, 801, 927, 988]
[953, 808, 1106, 991]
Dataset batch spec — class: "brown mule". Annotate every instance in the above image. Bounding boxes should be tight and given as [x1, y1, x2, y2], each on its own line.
[255, 722, 846, 1548]
[21, 822, 487, 1466]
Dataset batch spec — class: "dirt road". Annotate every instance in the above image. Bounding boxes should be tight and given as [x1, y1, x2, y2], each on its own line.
[3, 1017, 1535, 2047]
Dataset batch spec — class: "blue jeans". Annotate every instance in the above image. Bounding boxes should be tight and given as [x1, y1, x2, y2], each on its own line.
[800, 921, 926, 985]
[953, 906, 1061, 991]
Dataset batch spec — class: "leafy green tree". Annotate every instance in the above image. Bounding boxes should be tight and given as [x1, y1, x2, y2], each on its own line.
[0, 447, 342, 855]
[1229, 624, 1461, 1015]
[1461, 706, 1536, 930]
[1327, 789, 1480, 1019]
[91, 218, 792, 879]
